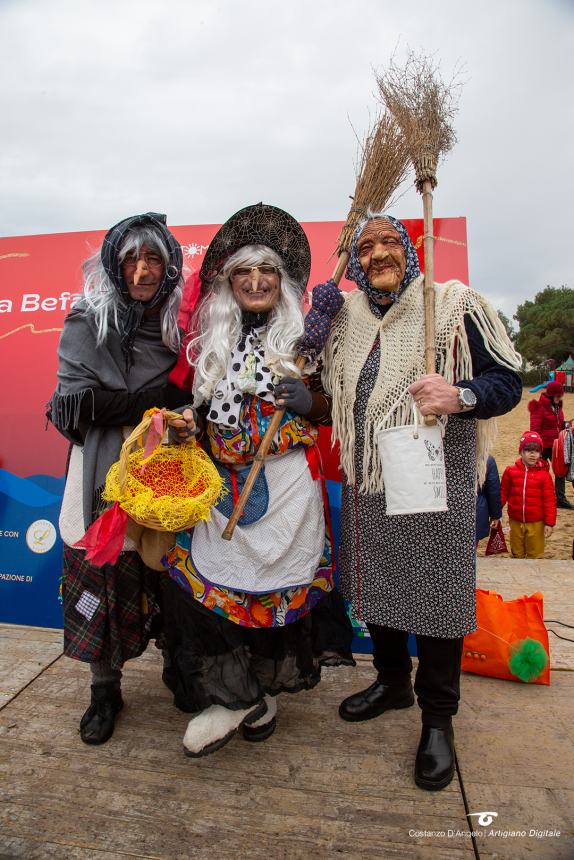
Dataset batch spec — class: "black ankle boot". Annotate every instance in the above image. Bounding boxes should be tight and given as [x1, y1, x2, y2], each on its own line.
[339, 679, 414, 722]
[414, 725, 455, 791]
[80, 683, 124, 745]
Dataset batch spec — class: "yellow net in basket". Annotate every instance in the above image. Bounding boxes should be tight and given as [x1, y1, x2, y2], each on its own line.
[102, 408, 225, 532]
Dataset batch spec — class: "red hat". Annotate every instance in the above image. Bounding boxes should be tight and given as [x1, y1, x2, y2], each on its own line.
[519, 431, 543, 452]
[545, 380, 564, 397]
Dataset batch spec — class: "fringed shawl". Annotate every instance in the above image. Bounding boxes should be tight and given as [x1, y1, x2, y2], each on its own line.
[323, 276, 522, 494]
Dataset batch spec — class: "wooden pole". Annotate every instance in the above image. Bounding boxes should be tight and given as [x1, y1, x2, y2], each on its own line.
[421, 178, 437, 427]
[221, 252, 350, 540]
[331, 250, 350, 285]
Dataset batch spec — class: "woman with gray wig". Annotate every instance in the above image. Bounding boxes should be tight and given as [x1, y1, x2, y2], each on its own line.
[48, 212, 191, 745]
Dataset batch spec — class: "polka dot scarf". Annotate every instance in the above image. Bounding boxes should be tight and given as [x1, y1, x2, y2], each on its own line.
[346, 214, 420, 318]
[207, 326, 278, 427]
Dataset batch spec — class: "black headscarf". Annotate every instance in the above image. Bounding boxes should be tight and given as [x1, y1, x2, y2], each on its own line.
[100, 212, 183, 367]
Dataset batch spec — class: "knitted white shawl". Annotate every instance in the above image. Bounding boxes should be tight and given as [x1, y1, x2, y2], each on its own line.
[323, 276, 522, 494]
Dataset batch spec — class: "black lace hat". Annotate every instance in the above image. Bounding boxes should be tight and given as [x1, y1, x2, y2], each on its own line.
[200, 203, 311, 294]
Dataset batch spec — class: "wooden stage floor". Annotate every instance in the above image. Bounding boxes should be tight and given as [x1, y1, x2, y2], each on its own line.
[1, 559, 573, 859]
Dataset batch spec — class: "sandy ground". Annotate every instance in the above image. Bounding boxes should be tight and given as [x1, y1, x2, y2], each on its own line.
[477, 388, 574, 560]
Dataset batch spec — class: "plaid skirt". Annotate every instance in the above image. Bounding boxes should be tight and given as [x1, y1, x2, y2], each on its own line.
[62, 546, 163, 670]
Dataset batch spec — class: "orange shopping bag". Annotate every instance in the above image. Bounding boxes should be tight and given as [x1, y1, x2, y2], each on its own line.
[462, 589, 550, 685]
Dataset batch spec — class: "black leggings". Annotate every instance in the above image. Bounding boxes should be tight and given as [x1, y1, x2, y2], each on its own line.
[367, 623, 464, 729]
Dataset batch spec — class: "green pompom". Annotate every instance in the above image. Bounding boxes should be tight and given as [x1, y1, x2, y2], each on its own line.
[508, 638, 548, 683]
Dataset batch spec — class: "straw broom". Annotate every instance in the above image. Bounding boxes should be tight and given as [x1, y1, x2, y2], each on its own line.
[334, 110, 412, 276]
[221, 109, 410, 540]
[377, 52, 460, 425]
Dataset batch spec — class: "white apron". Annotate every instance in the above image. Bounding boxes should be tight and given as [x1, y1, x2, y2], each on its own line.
[189, 447, 325, 594]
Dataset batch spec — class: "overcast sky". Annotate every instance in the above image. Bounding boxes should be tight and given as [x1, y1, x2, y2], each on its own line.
[1, 0, 572, 320]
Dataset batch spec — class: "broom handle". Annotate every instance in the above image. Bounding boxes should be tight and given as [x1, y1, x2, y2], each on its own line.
[221, 253, 350, 540]
[221, 352, 306, 541]
[422, 178, 437, 427]
[331, 251, 350, 284]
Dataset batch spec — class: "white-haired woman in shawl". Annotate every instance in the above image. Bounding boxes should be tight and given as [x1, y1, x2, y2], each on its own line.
[163, 203, 354, 758]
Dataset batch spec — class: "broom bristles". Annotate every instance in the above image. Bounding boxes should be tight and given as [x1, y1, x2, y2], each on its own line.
[377, 51, 460, 192]
[336, 110, 410, 256]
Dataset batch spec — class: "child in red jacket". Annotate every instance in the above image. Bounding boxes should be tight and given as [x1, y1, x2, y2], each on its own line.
[500, 431, 557, 558]
[529, 381, 572, 509]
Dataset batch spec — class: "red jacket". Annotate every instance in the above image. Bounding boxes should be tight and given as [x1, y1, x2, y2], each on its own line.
[500, 458, 556, 526]
[528, 394, 564, 449]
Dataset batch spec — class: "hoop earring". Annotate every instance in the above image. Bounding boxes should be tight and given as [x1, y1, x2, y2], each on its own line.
[167, 265, 178, 279]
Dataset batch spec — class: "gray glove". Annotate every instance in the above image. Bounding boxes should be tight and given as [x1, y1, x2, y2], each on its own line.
[274, 376, 312, 416]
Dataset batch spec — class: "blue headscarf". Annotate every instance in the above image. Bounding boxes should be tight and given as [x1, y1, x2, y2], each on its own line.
[346, 214, 420, 318]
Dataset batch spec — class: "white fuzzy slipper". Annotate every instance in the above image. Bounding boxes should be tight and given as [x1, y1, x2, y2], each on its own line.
[183, 700, 266, 758]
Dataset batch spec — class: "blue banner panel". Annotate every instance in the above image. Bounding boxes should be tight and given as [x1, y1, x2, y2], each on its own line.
[0, 469, 64, 628]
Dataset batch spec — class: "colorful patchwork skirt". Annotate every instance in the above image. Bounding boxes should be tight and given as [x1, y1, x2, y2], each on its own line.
[161, 444, 354, 711]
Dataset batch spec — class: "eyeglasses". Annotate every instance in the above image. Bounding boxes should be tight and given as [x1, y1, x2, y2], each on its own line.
[122, 252, 164, 269]
[230, 265, 279, 281]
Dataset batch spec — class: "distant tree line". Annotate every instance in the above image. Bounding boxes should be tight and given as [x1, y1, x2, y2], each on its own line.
[495, 285, 574, 385]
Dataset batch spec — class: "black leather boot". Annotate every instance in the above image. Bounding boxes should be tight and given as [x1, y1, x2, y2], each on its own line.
[414, 725, 455, 791]
[80, 683, 124, 745]
[339, 679, 414, 722]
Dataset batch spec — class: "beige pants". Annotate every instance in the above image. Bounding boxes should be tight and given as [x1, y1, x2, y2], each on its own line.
[509, 519, 545, 559]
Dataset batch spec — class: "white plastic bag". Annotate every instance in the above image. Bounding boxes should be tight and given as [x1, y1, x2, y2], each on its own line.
[375, 402, 448, 515]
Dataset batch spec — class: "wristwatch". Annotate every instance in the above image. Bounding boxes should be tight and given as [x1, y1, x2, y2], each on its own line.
[456, 386, 477, 412]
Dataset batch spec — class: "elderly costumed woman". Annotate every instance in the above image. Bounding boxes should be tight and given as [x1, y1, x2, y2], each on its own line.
[322, 213, 522, 790]
[163, 203, 353, 757]
[48, 213, 190, 744]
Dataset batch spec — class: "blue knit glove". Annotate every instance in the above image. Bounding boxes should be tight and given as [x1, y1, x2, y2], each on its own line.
[298, 279, 344, 359]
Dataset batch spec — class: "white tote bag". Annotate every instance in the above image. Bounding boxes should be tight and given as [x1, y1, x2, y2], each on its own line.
[375, 402, 448, 515]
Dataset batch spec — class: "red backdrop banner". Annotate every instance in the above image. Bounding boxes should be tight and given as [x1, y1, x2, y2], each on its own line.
[0, 217, 468, 479]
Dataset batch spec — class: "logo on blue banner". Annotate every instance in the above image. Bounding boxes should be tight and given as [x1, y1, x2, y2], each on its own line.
[0, 469, 64, 628]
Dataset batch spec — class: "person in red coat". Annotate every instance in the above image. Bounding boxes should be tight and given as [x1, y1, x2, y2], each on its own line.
[529, 380, 572, 508]
[500, 430, 557, 558]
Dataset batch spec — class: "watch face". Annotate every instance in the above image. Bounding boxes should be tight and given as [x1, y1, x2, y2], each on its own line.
[460, 388, 477, 407]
